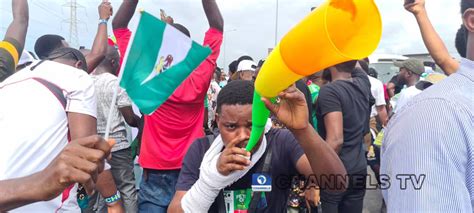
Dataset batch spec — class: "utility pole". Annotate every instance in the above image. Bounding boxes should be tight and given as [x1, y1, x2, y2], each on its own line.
[62, 0, 82, 47]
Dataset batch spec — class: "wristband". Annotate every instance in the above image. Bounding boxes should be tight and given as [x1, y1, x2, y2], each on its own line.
[104, 191, 121, 205]
[99, 19, 108, 25]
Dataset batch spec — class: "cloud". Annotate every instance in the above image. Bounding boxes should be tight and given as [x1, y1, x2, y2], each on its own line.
[0, 0, 462, 68]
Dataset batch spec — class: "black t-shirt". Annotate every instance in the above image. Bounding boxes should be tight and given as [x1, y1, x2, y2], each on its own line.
[315, 70, 372, 174]
[389, 75, 404, 95]
[176, 129, 305, 213]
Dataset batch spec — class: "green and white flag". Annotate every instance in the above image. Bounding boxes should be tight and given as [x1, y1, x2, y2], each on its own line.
[119, 11, 211, 115]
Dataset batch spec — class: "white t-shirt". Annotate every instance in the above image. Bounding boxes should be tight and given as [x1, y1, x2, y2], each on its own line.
[208, 80, 221, 101]
[368, 76, 386, 117]
[394, 85, 422, 114]
[0, 61, 96, 212]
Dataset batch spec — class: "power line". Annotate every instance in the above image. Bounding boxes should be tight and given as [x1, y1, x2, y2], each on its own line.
[32, 2, 63, 19]
[1, 6, 54, 29]
[62, 0, 84, 47]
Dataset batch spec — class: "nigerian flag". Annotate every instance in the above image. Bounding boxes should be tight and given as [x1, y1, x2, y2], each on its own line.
[119, 11, 211, 115]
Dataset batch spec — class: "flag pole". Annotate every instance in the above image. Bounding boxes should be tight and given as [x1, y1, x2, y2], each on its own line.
[104, 9, 143, 140]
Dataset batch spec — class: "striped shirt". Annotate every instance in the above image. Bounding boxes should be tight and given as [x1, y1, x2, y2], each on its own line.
[381, 58, 474, 212]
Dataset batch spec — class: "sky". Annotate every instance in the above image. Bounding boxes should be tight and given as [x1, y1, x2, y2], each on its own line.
[0, 0, 462, 69]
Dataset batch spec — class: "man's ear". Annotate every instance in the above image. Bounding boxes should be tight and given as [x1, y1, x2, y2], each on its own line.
[215, 113, 220, 128]
[75, 61, 84, 71]
[463, 8, 474, 33]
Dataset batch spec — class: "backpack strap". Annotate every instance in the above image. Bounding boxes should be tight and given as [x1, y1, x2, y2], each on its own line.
[206, 134, 215, 146]
[32, 77, 66, 109]
[209, 130, 275, 213]
[248, 130, 274, 212]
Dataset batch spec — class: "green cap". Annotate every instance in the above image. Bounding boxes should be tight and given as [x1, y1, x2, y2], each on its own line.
[395, 59, 425, 75]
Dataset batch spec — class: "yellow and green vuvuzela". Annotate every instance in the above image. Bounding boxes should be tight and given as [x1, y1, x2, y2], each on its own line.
[120, 11, 211, 115]
[247, 0, 382, 152]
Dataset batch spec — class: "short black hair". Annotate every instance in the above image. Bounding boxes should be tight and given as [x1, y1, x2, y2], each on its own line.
[172, 23, 190, 38]
[358, 60, 370, 74]
[214, 67, 222, 78]
[461, 0, 474, 14]
[368, 67, 378, 79]
[216, 80, 254, 113]
[35, 34, 66, 59]
[48, 47, 88, 72]
[98, 46, 120, 74]
[322, 69, 332, 82]
[229, 60, 238, 73]
[363, 57, 370, 64]
[455, 25, 467, 58]
[335, 60, 358, 73]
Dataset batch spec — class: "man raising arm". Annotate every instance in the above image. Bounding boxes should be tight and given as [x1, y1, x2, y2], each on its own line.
[0, 0, 28, 82]
[135, 0, 224, 211]
[405, 0, 459, 75]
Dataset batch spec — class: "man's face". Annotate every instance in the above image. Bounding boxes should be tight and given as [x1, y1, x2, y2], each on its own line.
[239, 70, 254, 81]
[220, 73, 227, 81]
[217, 104, 262, 150]
[398, 67, 409, 83]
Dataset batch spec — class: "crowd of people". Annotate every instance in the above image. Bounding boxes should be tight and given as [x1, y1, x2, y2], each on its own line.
[0, 0, 472, 213]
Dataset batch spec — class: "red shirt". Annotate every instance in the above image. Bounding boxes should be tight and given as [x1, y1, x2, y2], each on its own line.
[114, 28, 223, 170]
[113, 28, 133, 75]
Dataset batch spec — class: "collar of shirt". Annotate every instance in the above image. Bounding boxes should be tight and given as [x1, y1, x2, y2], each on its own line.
[459, 58, 474, 82]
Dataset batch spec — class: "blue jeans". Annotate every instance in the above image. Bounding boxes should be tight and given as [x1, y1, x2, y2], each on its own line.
[138, 169, 180, 213]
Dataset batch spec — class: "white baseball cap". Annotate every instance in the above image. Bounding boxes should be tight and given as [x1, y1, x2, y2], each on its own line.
[237, 60, 257, 72]
[18, 50, 36, 66]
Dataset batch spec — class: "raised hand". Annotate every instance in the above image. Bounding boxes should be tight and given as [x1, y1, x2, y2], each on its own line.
[216, 136, 251, 176]
[160, 9, 174, 24]
[262, 85, 309, 131]
[202, 0, 224, 32]
[99, 0, 113, 20]
[404, 0, 425, 15]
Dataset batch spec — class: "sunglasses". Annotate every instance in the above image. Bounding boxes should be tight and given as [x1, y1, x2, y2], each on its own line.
[48, 50, 88, 71]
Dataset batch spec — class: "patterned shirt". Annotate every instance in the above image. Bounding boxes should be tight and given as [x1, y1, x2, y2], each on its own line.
[381, 58, 474, 212]
[91, 72, 133, 152]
